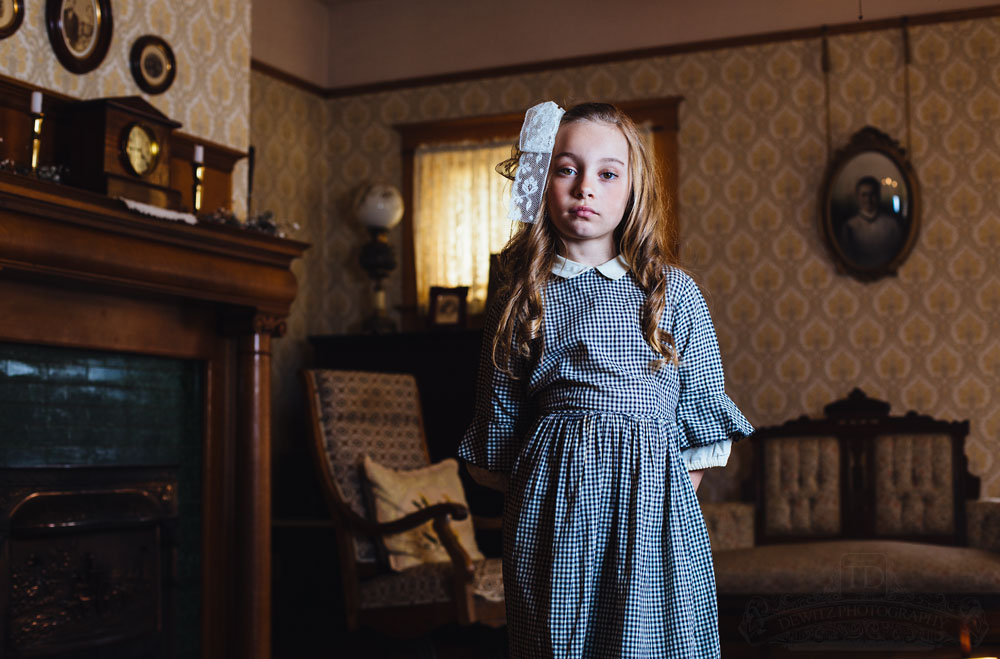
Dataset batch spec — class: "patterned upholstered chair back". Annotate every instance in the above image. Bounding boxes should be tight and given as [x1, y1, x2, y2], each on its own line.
[307, 370, 431, 563]
[873, 433, 955, 536]
[762, 436, 841, 537]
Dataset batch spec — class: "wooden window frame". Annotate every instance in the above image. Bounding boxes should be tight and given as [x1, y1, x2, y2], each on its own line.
[394, 97, 682, 331]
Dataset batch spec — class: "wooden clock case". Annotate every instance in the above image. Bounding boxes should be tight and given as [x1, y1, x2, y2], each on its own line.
[57, 96, 182, 209]
[0, 75, 243, 214]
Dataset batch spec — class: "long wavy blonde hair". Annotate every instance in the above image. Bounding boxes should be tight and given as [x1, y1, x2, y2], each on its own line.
[491, 102, 679, 375]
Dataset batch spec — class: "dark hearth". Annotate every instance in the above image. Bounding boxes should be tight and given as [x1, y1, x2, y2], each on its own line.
[1, 467, 178, 659]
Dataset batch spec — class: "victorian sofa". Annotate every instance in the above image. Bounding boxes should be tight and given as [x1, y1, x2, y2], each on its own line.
[702, 389, 1000, 649]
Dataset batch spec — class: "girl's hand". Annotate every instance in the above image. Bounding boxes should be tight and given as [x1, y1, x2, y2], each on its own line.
[688, 469, 706, 493]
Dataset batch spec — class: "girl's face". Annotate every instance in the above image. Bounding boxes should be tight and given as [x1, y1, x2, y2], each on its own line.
[545, 120, 631, 260]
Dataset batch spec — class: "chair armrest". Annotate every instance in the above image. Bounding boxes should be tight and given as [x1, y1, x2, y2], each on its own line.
[967, 499, 1000, 552]
[702, 502, 755, 551]
[432, 515, 476, 580]
[360, 501, 469, 537]
[346, 502, 477, 580]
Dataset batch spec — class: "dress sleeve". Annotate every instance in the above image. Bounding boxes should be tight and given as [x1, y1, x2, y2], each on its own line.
[457, 301, 530, 486]
[671, 274, 753, 470]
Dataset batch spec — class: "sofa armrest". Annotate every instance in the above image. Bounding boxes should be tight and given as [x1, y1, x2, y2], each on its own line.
[702, 502, 755, 551]
[967, 499, 1000, 552]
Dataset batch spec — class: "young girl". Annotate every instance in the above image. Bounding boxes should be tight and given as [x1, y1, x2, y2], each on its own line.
[458, 101, 753, 658]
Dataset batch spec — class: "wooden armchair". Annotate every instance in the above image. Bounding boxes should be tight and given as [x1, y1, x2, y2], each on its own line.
[303, 369, 505, 635]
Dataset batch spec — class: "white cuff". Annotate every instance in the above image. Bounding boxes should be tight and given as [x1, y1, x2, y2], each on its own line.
[682, 439, 732, 471]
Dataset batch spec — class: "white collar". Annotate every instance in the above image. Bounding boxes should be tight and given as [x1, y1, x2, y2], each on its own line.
[552, 254, 630, 280]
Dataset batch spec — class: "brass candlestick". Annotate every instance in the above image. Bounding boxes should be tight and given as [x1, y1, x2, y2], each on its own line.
[192, 144, 204, 212]
[30, 91, 43, 174]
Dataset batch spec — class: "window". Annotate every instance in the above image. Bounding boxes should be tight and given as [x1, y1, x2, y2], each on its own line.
[395, 98, 682, 330]
[413, 141, 514, 313]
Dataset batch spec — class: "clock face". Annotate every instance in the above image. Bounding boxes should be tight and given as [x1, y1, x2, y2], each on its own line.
[124, 123, 159, 177]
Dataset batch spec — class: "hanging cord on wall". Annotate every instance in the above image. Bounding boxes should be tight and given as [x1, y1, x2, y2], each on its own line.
[858, 0, 864, 20]
[822, 26, 832, 161]
[902, 17, 913, 152]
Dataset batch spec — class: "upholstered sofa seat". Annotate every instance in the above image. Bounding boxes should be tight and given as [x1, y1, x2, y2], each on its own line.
[714, 539, 1000, 594]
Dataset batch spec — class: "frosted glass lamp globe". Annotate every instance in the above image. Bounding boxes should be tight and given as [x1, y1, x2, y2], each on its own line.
[354, 184, 403, 230]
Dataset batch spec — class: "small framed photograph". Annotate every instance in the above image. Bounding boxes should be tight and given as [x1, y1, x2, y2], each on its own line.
[46, 0, 113, 74]
[0, 0, 25, 40]
[130, 35, 176, 95]
[428, 286, 468, 329]
[819, 127, 920, 282]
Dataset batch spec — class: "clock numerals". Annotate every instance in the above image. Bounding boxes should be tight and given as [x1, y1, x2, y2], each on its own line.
[124, 124, 158, 177]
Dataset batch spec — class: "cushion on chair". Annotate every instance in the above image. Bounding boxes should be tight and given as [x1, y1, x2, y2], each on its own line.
[312, 370, 431, 563]
[873, 433, 955, 536]
[714, 539, 1000, 594]
[363, 455, 484, 571]
[763, 435, 841, 537]
[359, 558, 504, 610]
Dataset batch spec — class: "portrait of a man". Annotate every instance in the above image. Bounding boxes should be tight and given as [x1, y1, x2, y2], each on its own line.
[822, 133, 917, 279]
[838, 176, 904, 269]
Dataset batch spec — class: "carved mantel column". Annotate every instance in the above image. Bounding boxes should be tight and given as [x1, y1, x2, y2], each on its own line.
[234, 313, 286, 659]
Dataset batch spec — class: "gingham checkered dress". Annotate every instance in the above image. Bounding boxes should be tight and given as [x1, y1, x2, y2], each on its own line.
[459, 259, 753, 659]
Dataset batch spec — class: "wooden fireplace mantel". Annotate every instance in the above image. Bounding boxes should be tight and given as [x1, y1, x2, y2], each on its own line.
[0, 172, 308, 659]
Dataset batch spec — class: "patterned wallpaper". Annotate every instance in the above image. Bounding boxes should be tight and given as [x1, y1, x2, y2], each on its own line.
[249, 71, 332, 462]
[0, 0, 251, 214]
[251, 17, 1000, 500]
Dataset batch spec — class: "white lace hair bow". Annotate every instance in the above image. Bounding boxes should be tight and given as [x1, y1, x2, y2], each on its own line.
[508, 101, 565, 223]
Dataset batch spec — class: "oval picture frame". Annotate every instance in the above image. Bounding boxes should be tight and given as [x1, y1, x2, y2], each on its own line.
[45, 0, 112, 74]
[0, 0, 25, 39]
[130, 35, 176, 95]
[819, 126, 921, 282]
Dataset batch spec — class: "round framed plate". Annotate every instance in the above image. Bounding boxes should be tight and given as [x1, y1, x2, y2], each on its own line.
[0, 0, 25, 39]
[45, 0, 113, 74]
[130, 35, 176, 95]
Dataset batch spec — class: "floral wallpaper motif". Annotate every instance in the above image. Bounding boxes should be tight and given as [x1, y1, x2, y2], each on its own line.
[252, 17, 1000, 500]
[0, 0, 250, 214]
[249, 71, 332, 456]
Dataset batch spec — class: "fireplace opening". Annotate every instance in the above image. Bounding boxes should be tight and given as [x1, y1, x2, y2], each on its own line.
[0, 344, 203, 658]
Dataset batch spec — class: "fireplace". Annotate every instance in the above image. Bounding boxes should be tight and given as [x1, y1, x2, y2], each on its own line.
[0, 343, 205, 657]
[2, 467, 178, 658]
[0, 166, 306, 658]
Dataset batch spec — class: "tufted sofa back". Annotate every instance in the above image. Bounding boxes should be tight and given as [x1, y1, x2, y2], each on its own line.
[762, 436, 841, 537]
[752, 389, 975, 545]
[306, 370, 431, 563]
[873, 433, 955, 536]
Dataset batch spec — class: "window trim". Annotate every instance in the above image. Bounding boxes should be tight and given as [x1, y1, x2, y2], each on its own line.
[394, 96, 682, 330]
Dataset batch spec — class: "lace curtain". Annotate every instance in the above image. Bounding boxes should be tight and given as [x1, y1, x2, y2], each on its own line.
[413, 141, 516, 314]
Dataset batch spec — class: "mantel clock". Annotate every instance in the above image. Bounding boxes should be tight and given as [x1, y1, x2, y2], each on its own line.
[58, 96, 182, 209]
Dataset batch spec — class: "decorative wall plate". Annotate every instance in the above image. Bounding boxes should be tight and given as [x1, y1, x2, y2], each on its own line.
[130, 35, 176, 95]
[45, 0, 112, 74]
[0, 0, 25, 39]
